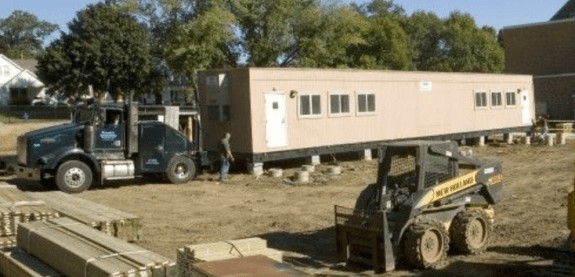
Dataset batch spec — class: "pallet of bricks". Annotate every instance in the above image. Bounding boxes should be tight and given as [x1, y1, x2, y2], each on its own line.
[178, 237, 309, 276]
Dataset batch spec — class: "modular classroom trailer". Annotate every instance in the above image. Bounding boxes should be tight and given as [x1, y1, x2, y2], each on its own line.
[197, 68, 534, 167]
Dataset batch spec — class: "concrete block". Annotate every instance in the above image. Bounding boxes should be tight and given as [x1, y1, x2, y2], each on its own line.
[548, 134, 556, 146]
[306, 155, 320, 165]
[247, 162, 264, 176]
[363, 149, 372, 161]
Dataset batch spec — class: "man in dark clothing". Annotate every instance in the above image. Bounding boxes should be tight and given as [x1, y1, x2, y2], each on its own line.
[218, 132, 234, 181]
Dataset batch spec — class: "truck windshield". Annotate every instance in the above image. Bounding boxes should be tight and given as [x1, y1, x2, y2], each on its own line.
[73, 107, 94, 124]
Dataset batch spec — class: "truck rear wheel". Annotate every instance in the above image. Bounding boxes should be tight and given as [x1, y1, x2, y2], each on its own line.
[403, 220, 449, 269]
[56, 160, 93, 193]
[166, 156, 196, 184]
[450, 209, 491, 254]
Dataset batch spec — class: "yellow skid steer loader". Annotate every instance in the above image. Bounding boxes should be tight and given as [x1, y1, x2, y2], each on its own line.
[335, 140, 503, 272]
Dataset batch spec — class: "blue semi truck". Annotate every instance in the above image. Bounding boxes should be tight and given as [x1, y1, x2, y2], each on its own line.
[15, 99, 208, 193]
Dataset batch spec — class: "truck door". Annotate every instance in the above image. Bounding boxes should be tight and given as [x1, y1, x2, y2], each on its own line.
[93, 110, 125, 153]
[138, 123, 167, 172]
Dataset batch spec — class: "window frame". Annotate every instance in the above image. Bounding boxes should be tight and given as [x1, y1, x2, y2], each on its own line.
[474, 91, 488, 110]
[298, 92, 322, 119]
[505, 91, 517, 108]
[490, 91, 503, 109]
[328, 91, 351, 117]
[356, 91, 376, 115]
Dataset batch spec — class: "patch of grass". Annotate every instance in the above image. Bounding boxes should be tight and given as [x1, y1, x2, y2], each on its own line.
[0, 114, 23, 123]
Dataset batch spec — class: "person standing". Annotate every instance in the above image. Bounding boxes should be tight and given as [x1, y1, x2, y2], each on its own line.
[218, 132, 234, 182]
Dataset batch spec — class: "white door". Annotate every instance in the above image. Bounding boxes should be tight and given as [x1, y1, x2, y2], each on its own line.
[520, 90, 532, 125]
[265, 93, 287, 148]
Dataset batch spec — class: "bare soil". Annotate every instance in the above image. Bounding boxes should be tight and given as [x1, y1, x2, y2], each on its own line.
[1, 121, 573, 276]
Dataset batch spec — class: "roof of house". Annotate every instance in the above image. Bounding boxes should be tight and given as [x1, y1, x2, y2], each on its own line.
[551, 0, 575, 21]
[12, 59, 38, 73]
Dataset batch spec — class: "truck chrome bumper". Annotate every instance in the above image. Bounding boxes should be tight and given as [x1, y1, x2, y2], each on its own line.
[15, 166, 41, 181]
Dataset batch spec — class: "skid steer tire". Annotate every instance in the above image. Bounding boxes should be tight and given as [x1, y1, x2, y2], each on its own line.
[450, 209, 492, 255]
[403, 220, 449, 269]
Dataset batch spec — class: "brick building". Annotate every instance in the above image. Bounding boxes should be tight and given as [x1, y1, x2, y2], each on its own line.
[503, 1, 575, 119]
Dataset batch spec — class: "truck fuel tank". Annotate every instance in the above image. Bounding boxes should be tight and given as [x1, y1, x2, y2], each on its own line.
[101, 160, 135, 180]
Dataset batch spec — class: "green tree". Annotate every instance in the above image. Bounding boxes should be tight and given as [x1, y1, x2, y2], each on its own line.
[402, 11, 444, 71]
[295, 4, 367, 68]
[110, 0, 238, 100]
[349, 0, 410, 70]
[414, 12, 504, 73]
[162, 0, 237, 80]
[37, 3, 152, 99]
[352, 16, 410, 70]
[230, 0, 327, 66]
[0, 10, 58, 59]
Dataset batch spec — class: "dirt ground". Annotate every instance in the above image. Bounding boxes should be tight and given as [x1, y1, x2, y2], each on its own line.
[1, 120, 574, 276]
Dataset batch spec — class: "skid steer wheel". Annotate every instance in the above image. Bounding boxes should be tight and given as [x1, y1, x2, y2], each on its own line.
[56, 160, 93, 193]
[403, 220, 449, 269]
[166, 156, 196, 184]
[450, 209, 492, 254]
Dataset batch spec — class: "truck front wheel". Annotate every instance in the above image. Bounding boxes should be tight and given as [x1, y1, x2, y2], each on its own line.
[56, 160, 93, 193]
[166, 156, 196, 184]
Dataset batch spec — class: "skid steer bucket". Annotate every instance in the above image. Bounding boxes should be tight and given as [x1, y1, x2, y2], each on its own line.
[334, 205, 395, 272]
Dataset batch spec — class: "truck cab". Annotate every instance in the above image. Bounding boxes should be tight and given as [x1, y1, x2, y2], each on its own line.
[16, 100, 202, 193]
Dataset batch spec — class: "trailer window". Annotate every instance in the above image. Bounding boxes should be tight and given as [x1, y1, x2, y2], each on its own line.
[505, 92, 516, 107]
[357, 93, 375, 114]
[474, 92, 488, 108]
[329, 93, 350, 116]
[491, 92, 502, 107]
[299, 94, 321, 117]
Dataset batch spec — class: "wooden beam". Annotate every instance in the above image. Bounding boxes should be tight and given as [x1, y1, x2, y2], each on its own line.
[26, 191, 142, 241]
[18, 217, 175, 277]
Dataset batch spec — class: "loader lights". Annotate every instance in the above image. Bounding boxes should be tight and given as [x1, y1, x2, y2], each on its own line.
[489, 174, 503, 184]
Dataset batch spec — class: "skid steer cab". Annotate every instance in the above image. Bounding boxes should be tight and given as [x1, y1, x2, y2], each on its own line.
[335, 140, 503, 272]
[15, 99, 208, 193]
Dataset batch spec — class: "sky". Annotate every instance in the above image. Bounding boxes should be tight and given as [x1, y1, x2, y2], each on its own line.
[0, 0, 568, 42]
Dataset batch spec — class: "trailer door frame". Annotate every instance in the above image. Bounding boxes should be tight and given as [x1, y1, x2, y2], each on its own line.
[520, 89, 532, 124]
[265, 92, 287, 148]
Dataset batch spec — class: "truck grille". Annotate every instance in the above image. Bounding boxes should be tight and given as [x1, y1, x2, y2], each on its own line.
[17, 135, 27, 165]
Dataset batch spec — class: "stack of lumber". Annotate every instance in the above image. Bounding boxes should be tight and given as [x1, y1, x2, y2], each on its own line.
[0, 185, 59, 244]
[18, 217, 176, 277]
[177, 237, 283, 277]
[0, 247, 63, 277]
[26, 191, 142, 241]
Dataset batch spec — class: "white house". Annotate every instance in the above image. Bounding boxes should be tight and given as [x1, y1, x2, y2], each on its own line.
[0, 54, 45, 105]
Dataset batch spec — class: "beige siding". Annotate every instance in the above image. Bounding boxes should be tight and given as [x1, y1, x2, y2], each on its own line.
[199, 68, 534, 154]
